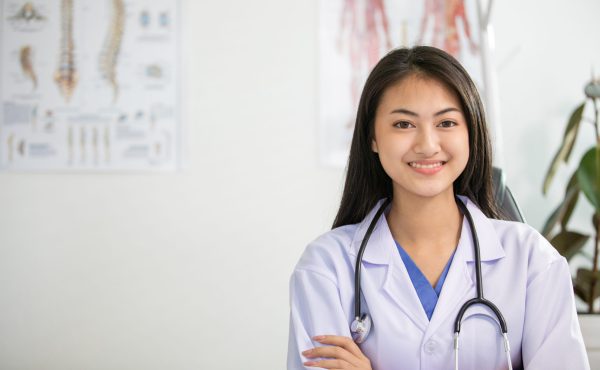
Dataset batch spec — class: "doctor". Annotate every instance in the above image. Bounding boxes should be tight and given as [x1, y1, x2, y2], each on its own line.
[287, 46, 589, 370]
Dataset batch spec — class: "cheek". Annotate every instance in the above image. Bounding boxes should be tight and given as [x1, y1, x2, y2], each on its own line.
[453, 137, 469, 156]
[376, 141, 412, 181]
[451, 133, 470, 167]
[377, 139, 410, 166]
[448, 126, 469, 151]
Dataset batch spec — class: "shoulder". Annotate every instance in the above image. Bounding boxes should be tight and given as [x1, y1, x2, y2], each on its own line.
[292, 224, 358, 283]
[462, 196, 563, 273]
[489, 219, 560, 261]
[489, 218, 565, 280]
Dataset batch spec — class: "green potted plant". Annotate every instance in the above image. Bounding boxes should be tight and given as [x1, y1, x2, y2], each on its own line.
[542, 77, 600, 315]
[542, 76, 600, 365]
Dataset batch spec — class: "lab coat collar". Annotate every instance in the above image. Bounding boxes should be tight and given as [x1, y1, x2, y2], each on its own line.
[456, 195, 506, 262]
[348, 196, 506, 264]
[423, 196, 506, 339]
[348, 199, 395, 265]
[347, 195, 507, 335]
[348, 198, 428, 329]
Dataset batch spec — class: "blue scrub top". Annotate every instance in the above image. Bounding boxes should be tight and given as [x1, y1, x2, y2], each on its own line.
[395, 241, 455, 320]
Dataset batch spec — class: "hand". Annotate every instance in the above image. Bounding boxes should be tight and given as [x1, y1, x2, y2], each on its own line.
[302, 335, 372, 369]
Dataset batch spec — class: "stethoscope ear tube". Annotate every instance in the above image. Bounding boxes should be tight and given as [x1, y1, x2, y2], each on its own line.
[454, 298, 508, 334]
[454, 297, 512, 370]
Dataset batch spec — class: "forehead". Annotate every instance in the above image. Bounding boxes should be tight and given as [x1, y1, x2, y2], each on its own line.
[377, 74, 462, 113]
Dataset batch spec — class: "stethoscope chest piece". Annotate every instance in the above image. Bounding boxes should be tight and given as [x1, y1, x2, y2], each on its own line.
[350, 314, 372, 344]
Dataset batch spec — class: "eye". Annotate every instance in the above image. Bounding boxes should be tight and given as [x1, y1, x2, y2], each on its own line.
[393, 121, 414, 129]
[437, 120, 457, 128]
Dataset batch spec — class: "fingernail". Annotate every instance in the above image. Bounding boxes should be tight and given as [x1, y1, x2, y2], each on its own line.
[303, 361, 317, 367]
[313, 335, 325, 341]
[301, 349, 312, 356]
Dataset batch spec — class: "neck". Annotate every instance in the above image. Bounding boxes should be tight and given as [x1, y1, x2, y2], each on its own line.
[386, 192, 463, 254]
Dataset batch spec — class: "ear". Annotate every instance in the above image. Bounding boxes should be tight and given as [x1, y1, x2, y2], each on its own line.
[371, 139, 378, 153]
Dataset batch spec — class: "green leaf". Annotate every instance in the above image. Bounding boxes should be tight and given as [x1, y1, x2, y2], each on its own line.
[577, 146, 600, 213]
[563, 103, 587, 161]
[574, 268, 600, 303]
[549, 230, 590, 261]
[542, 102, 586, 194]
[574, 279, 588, 303]
[540, 173, 580, 237]
[561, 174, 580, 229]
[541, 204, 562, 238]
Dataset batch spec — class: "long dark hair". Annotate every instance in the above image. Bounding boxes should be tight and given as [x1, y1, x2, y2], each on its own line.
[332, 46, 503, 228]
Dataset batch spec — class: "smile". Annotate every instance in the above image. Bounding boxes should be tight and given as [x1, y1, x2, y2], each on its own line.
[408, 161, 446, 169]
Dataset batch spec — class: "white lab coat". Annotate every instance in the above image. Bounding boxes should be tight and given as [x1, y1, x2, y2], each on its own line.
[288, 197, 589, 370]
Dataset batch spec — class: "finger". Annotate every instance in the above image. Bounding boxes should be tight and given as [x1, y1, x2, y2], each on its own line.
[304, 358, 352, 369]
[303, 345, 359, 367]
[313, 335, 366, 360]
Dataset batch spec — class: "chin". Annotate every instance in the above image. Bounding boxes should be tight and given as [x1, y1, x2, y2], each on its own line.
[415, 190, 452, 199]
[395, 182, 455, 200]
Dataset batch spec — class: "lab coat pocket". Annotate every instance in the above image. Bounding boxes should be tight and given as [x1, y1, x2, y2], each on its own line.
[459, 305, 507, 369]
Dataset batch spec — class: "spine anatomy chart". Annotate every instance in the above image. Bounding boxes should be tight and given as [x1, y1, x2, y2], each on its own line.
[1, 0, 181, 171]
[54, 0, 77, 102]
[98, 0, 124, 102]
[19, 45, 37, 90]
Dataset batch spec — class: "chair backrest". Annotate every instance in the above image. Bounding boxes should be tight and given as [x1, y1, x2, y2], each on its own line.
[492, 167, 526, 223]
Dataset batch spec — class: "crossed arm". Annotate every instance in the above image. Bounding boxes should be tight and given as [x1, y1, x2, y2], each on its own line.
[302, 335, 372, 370]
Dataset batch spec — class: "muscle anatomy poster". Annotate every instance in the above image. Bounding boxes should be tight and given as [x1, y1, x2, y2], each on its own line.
[319, 0, 483, 167]
[0, 0, 181, 171]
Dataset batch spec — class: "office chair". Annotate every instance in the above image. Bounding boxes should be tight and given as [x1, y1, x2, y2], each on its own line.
[492, 167, 525, 223]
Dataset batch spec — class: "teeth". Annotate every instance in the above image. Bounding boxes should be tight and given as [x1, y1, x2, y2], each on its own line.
[409, 161, 444, 169]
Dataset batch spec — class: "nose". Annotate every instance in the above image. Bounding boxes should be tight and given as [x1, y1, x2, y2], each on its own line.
[413, 127, 440, 157]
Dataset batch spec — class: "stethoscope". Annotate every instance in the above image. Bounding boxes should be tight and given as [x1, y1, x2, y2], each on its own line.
[350, 197, 513, 370]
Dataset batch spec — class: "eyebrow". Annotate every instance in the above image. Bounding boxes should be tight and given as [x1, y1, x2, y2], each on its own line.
[389, 107, 461, 117]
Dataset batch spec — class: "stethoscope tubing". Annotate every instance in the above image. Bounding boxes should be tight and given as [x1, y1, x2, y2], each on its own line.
[353, 197, 391, 320]
[352, 196, 512, 369]
[453, 199, 508, 335]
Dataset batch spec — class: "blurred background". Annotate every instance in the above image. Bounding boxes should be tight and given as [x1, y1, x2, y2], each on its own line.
[1, 0, 600, 369]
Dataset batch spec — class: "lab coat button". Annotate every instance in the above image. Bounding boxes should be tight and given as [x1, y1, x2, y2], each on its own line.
[424, 340, 437, 354]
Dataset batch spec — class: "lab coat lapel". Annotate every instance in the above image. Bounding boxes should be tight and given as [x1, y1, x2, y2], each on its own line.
[349, 200, 429, 332]
[459, 197, 506, 263]
[424, 197, 506, 339]
[424, 219, 474, 339]
[382, 240, 430, 331]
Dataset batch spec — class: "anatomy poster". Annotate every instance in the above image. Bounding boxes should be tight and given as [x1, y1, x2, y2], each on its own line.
[319, 0, 483, 167]
[0, 0, 181, 171]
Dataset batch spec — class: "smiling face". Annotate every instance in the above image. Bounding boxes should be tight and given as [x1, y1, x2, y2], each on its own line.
[371, 73, 469, 201]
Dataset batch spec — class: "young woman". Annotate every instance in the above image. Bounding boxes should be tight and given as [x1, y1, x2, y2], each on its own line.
[287, 46, 589, 370]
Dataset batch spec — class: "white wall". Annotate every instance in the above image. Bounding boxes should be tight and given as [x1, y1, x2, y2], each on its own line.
[496, 0, 600, 229]
[1, 1, 600, 369]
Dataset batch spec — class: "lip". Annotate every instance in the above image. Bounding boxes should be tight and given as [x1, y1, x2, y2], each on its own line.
[408, 160, 446, 175]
